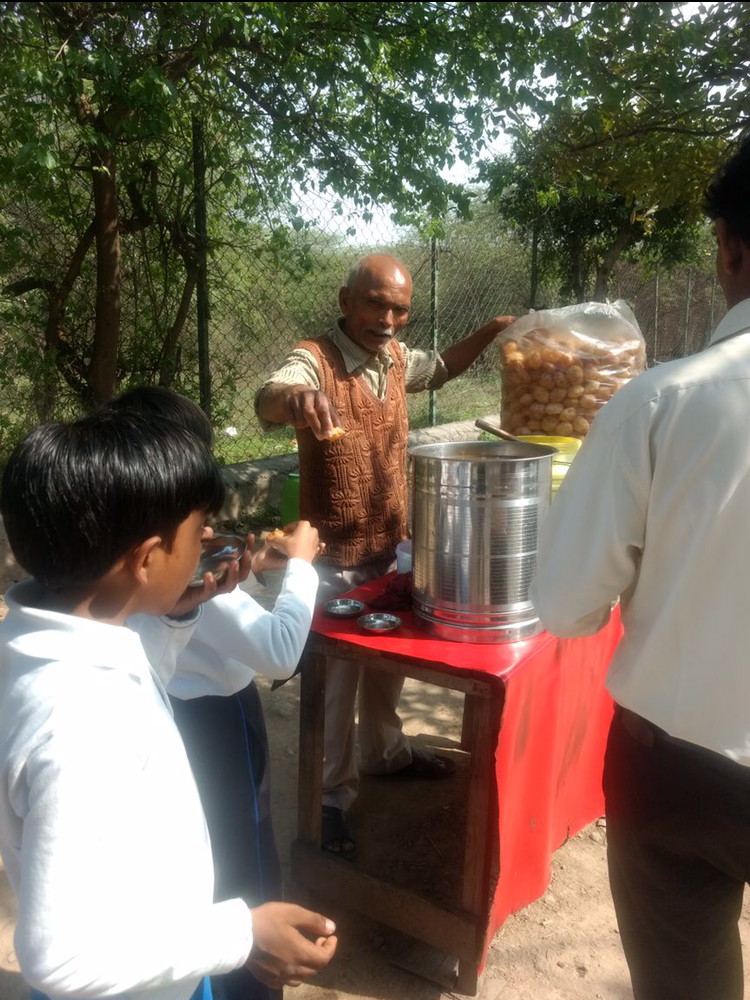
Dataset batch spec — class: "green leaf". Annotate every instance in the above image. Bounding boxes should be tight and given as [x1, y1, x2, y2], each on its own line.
[36, 147, 58, 170]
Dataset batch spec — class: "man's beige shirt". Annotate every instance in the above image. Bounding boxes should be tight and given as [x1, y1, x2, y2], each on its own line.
[255, 320, 449, 428]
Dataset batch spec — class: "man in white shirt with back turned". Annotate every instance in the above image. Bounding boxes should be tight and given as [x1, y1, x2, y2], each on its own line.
[530, 136, 750, 1000]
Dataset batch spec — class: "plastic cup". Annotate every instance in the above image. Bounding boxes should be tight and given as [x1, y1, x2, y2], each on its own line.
[396, 539, 412, 574]
[280, 472, 300, 525]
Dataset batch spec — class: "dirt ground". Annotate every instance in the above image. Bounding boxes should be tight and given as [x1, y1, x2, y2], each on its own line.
[3, 592, 750, 999]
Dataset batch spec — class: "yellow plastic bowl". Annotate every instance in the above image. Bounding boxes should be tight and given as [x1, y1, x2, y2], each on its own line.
[518, 435, 582, 462]
[519, 436, 582, 497]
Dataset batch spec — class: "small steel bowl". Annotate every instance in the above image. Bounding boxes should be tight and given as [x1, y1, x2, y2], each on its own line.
[324, 598, 366, 618]
[189, 533, 247, 587]
[357, 612, 402, 633]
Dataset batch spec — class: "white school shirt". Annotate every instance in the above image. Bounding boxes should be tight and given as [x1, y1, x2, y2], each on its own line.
[529, 297, 750, 764]
[0, 582, 253, 1000]
[132, 558, 318, 701]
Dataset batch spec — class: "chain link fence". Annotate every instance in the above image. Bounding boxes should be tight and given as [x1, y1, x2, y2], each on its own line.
[0, 179, 718, 469]
[205, 187, 718, 464]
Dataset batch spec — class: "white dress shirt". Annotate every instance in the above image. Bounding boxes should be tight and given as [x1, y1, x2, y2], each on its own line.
[530, 297, 750, 764]
[0, 582, 254, 1000]
[130, 558, 319, 699]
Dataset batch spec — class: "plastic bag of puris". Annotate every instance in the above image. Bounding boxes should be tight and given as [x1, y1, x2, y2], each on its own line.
[500, 300, 646, 439]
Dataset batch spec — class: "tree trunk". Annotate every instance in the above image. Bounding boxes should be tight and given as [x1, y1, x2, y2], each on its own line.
[37, 302, 68, 421]
[593, 228, 634, 302]
[593, 264, 613, 302]
[565, 240, 588, 303]
[5, 221, 96, 419]
[159, 264, 199, 387]
[88, 148, 121, 405]
[37, 223, 97, 419]
[571, 257, 587, 304]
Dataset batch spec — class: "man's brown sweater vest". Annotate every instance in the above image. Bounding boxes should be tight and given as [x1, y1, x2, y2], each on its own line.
[295, 336, 409, 568]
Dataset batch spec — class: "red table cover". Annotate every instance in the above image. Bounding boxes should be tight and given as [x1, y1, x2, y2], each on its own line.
[311, 574, 623, 966]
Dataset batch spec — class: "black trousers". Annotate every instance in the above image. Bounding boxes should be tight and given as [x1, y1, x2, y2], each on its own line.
[604, 707, 750, 1000]
[172, 684, 282, 1000]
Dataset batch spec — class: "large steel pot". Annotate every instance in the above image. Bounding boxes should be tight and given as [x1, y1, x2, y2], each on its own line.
[410, 439, 556, 643]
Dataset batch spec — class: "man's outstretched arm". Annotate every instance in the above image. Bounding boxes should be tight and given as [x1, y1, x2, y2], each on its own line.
[440, 315, 517, 380]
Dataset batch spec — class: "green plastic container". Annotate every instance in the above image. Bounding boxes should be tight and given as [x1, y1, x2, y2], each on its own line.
[280, 472, 300, 526]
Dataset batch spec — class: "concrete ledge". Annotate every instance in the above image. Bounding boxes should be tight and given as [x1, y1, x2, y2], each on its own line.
[218, 413, 499, 522]
[219, 452, 300, 523]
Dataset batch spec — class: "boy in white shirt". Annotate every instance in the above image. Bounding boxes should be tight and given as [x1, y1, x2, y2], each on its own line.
[110, 386, 322, 1000]
[0, 410, 337, 1000]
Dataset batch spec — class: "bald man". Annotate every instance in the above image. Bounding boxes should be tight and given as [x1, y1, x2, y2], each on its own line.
[256, 254, 514, 855]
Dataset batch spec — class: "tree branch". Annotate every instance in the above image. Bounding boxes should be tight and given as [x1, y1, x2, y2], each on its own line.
[558, 114, 747, 154]
[120, 177, 153, 234]
[158, 264, 199, 387]
[3, 276, 55, 297]
[50, 330, 92, 401]
[58, 220, 96, 301]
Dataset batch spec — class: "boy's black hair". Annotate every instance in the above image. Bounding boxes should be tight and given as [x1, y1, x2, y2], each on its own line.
[704, 135, 750, 246]
[107, 386, 215, 448]
[1, 410, 225, 590]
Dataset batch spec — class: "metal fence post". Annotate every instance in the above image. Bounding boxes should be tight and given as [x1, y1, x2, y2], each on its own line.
[428, 236, 439, 426]
[680, 267, 693, 357]
[653, 268, 659, 364]
[192, 115, 211, 419]
[709, 274, 717, 344]
[529, 215, 540, 310]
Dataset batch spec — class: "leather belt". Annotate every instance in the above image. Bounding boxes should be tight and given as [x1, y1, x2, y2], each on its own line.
[617, 706, 659, 747]
[615, 706, 696, 752]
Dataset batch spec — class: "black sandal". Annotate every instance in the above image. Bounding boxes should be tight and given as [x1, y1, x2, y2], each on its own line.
[321, 805, 355, 859]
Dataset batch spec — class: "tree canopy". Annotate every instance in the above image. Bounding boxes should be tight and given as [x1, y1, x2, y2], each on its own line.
[0, 1, 556, 408]
[0, 1, 747, 428]
[482, 1, 749, 302]
[483, 135, 709, 304]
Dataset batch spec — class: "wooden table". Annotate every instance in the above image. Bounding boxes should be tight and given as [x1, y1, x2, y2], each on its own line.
[292, 574, 622, 994]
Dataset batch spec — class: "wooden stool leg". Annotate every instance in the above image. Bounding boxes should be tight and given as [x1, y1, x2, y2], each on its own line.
[297, 649, 326, 846]
[455, 958, 479, 996]
[460, 692, 493, 995]
[462, 693, 493, 915]
[461, 692, 482, 751]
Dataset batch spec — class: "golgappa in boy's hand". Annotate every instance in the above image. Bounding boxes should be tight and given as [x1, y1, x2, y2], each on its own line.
[164, 521, 324, 617]
[263, 520, 324, 565]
